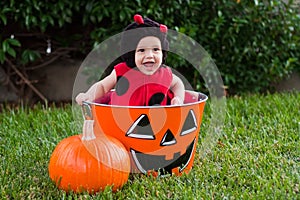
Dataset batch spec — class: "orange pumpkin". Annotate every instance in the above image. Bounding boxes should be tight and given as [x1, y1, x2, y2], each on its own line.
[48, 120, 130, 193]
[91, 90, 207, 176]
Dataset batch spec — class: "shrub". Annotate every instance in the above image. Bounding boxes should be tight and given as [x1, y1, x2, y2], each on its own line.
[0, 0, 299, 99]
[193, 0, 300, 94]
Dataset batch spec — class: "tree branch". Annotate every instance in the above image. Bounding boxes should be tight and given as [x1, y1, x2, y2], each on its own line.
[5, 58, 48, 104]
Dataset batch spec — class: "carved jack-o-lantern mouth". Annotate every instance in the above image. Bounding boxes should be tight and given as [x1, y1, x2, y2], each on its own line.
[130, 138, 196, 175]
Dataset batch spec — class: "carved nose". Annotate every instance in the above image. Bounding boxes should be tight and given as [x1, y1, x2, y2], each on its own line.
[160, 129, 176, 146]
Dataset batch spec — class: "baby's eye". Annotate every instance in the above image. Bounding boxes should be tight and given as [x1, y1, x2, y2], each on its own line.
[153, 48, 161, 51]
[137, 49, 145, 52]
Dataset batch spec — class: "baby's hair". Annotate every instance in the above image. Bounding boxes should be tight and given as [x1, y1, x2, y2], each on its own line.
[121, 14, 169, 68]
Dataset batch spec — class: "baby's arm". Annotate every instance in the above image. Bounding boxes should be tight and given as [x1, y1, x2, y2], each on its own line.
[76, 70, 117, 105]
[170, 74, 185, 105]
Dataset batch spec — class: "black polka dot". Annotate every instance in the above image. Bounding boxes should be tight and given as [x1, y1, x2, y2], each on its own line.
[148, 93, 165, 106]
[116, 76, 129, 96]
[166, 91, 174, 105]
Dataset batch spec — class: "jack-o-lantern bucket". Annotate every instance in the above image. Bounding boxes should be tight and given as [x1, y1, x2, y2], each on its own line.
[82, 90, 207, 176]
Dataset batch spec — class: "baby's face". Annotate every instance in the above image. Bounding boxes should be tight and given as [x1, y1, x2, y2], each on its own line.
[135, 36, 163, 75]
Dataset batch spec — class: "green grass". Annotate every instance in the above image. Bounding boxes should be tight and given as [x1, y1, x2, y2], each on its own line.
[0, 92, 299, 199]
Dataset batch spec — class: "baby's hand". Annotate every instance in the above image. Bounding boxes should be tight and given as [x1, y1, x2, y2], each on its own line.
[171, 96, 183, 105]
[75, 93, 89, 105]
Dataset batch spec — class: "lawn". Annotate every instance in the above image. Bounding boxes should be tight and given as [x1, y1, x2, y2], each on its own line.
[0, 92, 299, 199]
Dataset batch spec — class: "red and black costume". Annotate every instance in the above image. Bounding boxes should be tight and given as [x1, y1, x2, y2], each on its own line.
[96, 15, 174, 106]
[110, 62, 174, 106]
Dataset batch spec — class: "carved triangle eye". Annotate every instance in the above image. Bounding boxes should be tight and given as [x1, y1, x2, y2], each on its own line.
[160, 129, 176, 146]
[180, 109, 197, 136]
[126, 114, 155, 140]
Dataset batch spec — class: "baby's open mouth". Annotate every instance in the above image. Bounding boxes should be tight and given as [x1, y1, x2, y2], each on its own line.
[143, 62, 155, 68]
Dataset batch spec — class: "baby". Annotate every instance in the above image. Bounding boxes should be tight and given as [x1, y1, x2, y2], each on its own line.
[76, 14, 185, 106]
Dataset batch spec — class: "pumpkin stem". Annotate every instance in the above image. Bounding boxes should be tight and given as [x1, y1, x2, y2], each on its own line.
[82, 120, 96, 141]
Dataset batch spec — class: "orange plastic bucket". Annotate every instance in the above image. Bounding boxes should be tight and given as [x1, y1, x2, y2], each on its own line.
[82, 90, 208, 176]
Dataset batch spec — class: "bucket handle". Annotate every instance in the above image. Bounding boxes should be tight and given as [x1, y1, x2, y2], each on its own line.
[81, 101, 93, 120]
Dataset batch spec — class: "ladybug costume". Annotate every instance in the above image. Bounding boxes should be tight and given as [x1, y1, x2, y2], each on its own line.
[110, 62, 174, 106]
[108, 14, 173, 106]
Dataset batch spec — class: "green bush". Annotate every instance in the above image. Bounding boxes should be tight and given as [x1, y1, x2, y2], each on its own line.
[0, 0, 299, 96]
[194, 0, 300, 94]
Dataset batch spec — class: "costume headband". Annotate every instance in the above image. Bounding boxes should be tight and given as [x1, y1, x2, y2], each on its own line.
[134, 14, 168, 33]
